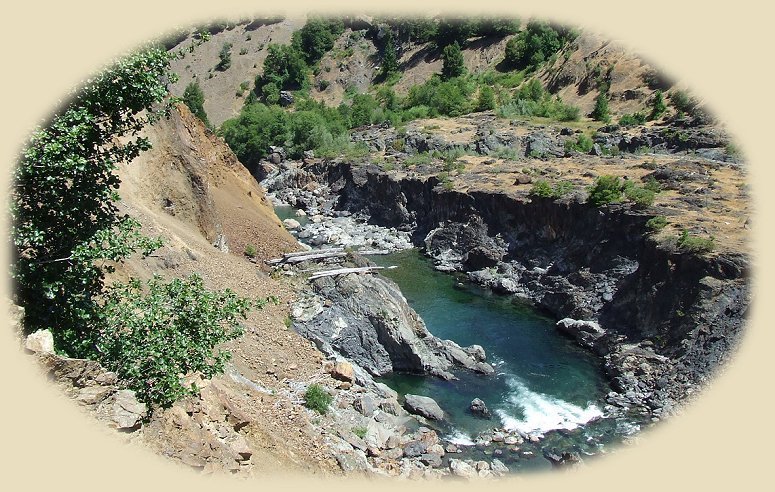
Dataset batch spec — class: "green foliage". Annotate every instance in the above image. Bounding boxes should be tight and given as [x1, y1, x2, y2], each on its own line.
[256, 44, 308, 94]
[564, 134, 593, 153]
[530, 179, 573, 199]
[404, 152, 433, 167]
[623, 183, 656, 207]
[11, 48, 176, 354]
[649, 90, 667, 120]
[646, 215, 668, 231]
[304, 384, 333, 414]
[618, 112, 647, 127]
[244, 244, 257, 258]
[296, 17, 344, 65]
[216, 42, 232, 71]
[379, 30, 399, 79]
[404, 75, 474, 117]
[472, 17, 520, 37]
[352, 426, 368, 439]
[441, 42, 466, 80]
[677, 230, 715, 254]
[643, 176, 662, 193]
[11, 43, 255, 410]
[591, 91, 611, 123]
[670, 90, 699, 115]
[497, 79, 580, 121]
[587, 175, 623, 206]
[476, 86, 496, 111]
[97, 275, 253, 407]
[503, 21, 573, 70]
[435, 17, 474, 47]
[182, 81, 210, 127]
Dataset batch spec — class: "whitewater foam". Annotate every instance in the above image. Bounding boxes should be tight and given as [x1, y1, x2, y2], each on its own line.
[447, 429, 475, 446]
[496, 377, 603, 436]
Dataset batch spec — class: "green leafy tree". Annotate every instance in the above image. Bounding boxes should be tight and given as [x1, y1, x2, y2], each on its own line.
[182, 81, 210, 127]
[11, 43, 260, 409]
[436, 17, 473, 47]
[11, 48, 175, 355]
[587, 175, 623, 206]
[296, 18, 344, 64]
[256, 44, 308, 93]
[503, 21, 571, 69]
[441, 42, 466, 79]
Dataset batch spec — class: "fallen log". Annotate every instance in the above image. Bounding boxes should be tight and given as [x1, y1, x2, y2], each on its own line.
[308, 265, 397, 281]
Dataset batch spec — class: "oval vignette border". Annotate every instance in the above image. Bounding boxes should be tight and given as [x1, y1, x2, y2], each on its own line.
[0, 1, 770, 492]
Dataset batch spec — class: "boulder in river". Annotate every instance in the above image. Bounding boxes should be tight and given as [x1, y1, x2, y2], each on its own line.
[403, 394, 445, 421]
[469, 398, 491, 418]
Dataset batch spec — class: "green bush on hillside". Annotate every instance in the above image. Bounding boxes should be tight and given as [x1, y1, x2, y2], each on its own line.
[587, 175, 623, 206]
[304, 384, 333, 414]
[503, 21, 575, 70]
[182, 81, 211, 128]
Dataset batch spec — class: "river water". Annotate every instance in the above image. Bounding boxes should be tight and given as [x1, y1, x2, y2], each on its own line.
[368, 249, 642, 471]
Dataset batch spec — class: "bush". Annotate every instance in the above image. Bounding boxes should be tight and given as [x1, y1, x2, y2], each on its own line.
[256, 44, 308, 93]
[646, 215, 668, 231]
[404, 75, 474, 117]
[244, 244, 257, 258]
[677, 229, 715, 254]
[624, 184, 656, 207]
[182, 81, 211, 127]
[98, 275, 253, 407]
[296, 17, 344, 64]
[352, 426, 368, 439]
[304, 384, 333, 414]
[476, 85, 496, 111]
[564, 133, 593, 153]
[649, 90, 667, 120]
[497, 79, 580, 121]
[587, 175, 623, 206]
[216, 42, 232, 71]
[503, 21, 573, 69]
[618, 112, 647, 127]
[530, 179, 573, 198]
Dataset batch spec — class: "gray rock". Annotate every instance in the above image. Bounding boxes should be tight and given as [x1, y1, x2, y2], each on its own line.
[420, 453, 443, 467]
[469, 398, 491, 418]
[353, 395, 377, 417]
[449, 459, 478, 479]
[556, 318, 606, 349]
[282, 218, 301, 230]
[279, 91, 294, 107]
[404, 394, 444, 421]
[402, 440, 427, 458]
[110, 390, 147, 429]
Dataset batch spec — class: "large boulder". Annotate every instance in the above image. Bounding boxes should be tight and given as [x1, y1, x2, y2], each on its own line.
[403, 394, 444, 421]
[24, 329, 55, 354]
[556, 318, 606, 349]
[469, 398, 491, 418]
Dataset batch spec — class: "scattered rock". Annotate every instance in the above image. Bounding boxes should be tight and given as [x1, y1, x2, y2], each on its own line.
[331, 361, 355, 382]
[110, 390, 147, 430]
[449, 459, 478, 479]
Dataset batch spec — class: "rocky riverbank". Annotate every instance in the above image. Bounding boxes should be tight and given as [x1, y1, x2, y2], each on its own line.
[258, 140, 749, 425]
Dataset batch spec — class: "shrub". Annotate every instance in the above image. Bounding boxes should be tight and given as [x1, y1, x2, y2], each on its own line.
[624, 185, 656, 207]
[257, 44, 308, 93]
[677, 229, 715, 254]
[352, 426, 368, 439]
[618, 112, 647, 127]
[404, 75, 474, 117]
[216, 42, 232, 71]
[646, 215, 668, 231]
[379, 30, 399, 79]
[649, 90, 667, 120]
[296, 17, 344, 64]
[98, 275, 253, 407]
[587, 175, 623, 206]
[530, 179, 573, 198]
[476, 85, 496, 111]
[182, 81, 211, 127]
[441, 42, 466, 79]
[304, 384, 333, 414]
[565, 133, 593, 153]
[497, 79, 580, 121]
[503, 21, 573, 69]
[404, 152, 432, 167]
[244, 244, 257, 258]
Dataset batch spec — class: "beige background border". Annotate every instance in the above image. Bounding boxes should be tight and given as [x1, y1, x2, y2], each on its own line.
[1, 1, 771, 490]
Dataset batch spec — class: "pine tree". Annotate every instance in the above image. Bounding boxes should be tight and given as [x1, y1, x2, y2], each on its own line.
[182, 81, 211, 127]
[441, 42, 465, 80]
[591, 91, 611, 123]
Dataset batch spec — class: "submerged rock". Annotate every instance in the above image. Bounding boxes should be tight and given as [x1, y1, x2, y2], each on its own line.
[469, 398, 491, 419]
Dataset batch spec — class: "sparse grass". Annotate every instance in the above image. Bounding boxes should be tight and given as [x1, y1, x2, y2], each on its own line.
[352, 426, 368, 439]
[677, 230, 715, 254]
[304, 384, 333, 414]
[405, 152, 432, 167]
[244, 244, 257, 258]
